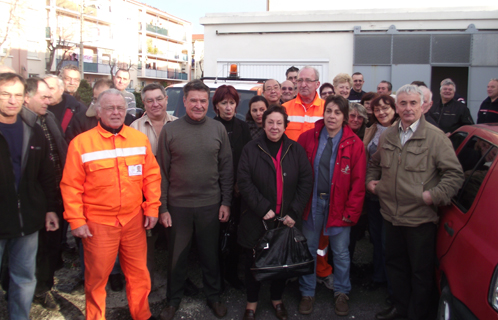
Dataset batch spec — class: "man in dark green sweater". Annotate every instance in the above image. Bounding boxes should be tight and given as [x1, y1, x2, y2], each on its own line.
[157, 80, 233, 320]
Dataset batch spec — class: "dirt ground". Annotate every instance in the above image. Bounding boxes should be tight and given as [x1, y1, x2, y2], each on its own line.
[0, 229, 382, 320]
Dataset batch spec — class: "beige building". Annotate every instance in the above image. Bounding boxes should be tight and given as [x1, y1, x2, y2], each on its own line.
[1, 0, 192, 91]
[191, 34, 204, 80]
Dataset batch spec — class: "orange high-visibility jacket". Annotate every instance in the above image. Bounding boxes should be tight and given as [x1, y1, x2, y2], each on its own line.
[61, 123, 161, 230]
[283, 93, 325, 141]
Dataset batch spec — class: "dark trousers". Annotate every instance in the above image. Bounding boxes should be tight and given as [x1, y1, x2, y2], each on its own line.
[367, 197, 387, 283]
[384, 220, 436, 320]
[35, 210, 63, 295]
[166, 204, 221, 308]
[243, 249, 286, 303]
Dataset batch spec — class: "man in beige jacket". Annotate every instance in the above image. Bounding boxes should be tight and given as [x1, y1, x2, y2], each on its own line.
[366, 84, 464, 320]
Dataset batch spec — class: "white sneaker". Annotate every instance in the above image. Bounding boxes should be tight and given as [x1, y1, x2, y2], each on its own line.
[316, 274, 334, 290]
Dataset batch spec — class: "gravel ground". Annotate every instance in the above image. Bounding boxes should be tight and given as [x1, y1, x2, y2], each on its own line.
[0, 230, 397, 320]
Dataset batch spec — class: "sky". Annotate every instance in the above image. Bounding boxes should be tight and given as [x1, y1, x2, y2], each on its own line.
[142, 0, 267, 34]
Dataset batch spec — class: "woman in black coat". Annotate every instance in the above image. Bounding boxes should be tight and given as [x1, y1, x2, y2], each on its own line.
[213, 85, 252, 290]
[237, 105, 313, 320]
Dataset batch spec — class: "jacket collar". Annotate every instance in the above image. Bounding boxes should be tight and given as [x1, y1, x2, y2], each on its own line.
[97, 121, 127, 139]
[313, 119, 357, 148]
[296, 92, 323, 107]
[384, 116, 427, 148]
[20, 107, 37, 128]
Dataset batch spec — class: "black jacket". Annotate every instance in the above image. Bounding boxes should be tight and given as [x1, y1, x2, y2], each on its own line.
[477, 97, 498, 124]
[429, 98, 474, 133]
[0, 108, 57, 239]
[214, 116, 252, 182]
[237, 134, 313, 249]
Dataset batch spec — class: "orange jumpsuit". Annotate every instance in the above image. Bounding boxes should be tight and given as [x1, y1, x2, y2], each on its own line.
[61, 123, 161, 320]
[283, 93, 332, 278]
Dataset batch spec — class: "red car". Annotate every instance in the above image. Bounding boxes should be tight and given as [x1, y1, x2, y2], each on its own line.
[436, 124, 498, 319]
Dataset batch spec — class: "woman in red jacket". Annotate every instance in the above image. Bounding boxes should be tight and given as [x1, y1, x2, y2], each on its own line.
[296, 95, 366, 317]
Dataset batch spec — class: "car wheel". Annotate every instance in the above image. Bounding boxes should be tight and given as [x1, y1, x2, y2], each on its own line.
[438, 285, 453, 320]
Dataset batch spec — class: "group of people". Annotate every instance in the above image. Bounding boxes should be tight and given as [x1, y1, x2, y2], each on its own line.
[0, 61, 495, 320]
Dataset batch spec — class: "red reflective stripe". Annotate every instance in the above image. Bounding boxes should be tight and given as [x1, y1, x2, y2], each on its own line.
[480, 109, 498, 115]
[61, 108, 73, 133]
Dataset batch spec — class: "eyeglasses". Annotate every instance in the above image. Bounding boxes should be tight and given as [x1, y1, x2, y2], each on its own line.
[101, 106, 127, 112]
[297, 79, 318, 85]
[0, 92, 24, 101]
[373, 106, 392, 114]
[145, 96, 165, 104]
[63, 76, 80, 83]
[281, 87, 294, 91]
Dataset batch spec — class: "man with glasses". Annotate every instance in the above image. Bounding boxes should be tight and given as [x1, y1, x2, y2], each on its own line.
[281, 80, 296, 103]
[0, 72, 58, 320]
[60, 64, 81, 97]
[282, 66, 325, 141]
[262, 79, 282, 105]
[348, 72, 366, 103]
[61, 89, 161, 320]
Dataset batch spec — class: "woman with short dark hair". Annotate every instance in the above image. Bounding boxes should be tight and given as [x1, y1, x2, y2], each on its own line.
[360, 92, 378, 126]
[212, 85, 252, 290]
[238, 105, 313, 320]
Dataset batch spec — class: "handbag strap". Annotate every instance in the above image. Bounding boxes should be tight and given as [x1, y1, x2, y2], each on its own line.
[262, 215, 285, 230]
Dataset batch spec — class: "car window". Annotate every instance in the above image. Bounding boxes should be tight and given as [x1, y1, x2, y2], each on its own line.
[449, 131, 468, 151]
[453, 136, 497, 212]
[166, 87, 257, 121]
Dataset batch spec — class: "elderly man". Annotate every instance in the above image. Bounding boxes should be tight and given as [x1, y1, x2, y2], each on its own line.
[348, 72, 366, 102]
[286, 66, 299, 86]
[24, 77, 68, 311]
[43, 74, 86, 133]
[60, 65, 81, 96]
[281, 80, 296, 103]
[0, 73, 58, 320]
[66, 79, 135, 142]
[428, 78, 474, 134]
[262, 79, 282, 105]
[283, 66, 325, 141]
[367, 84, 464, 320]
[157, 80, 233, 320]
[419, 86, 437, 126]
[114, 69, 136, 109]
[377, 81, 393, 95]
[477, 78, 498, 124]
[61, 89, 161, 320]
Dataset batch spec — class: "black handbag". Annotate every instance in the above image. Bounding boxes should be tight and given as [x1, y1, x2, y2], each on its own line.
[251, 219, 314, 282]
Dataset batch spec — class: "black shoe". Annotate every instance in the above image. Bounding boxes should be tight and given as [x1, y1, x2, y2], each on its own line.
[184, 278, 200, 296]
[208, 301, 227, 318]
[159, 305, 177, 320]
[109, 274, 123, 292]
[34, 291, 59, 311]
[375, 306, 405, 320]
[273, 303, 288, 320]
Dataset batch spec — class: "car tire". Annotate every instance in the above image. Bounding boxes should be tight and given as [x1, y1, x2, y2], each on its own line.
[437, 285, 453, 320]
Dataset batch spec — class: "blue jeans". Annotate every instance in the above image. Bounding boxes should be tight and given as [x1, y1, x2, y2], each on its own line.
[0, 231, 39, 320]
[299, 197, 351, 296]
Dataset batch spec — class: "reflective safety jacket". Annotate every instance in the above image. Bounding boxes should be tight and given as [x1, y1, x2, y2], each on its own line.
[61, 123, 161, 230]
[283, 93, 325, 142]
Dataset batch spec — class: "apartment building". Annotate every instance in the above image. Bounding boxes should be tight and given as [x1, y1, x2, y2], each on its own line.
[1, 0, 192, 91]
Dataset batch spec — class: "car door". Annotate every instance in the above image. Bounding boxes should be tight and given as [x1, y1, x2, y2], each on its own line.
[437, 128, 498, 258]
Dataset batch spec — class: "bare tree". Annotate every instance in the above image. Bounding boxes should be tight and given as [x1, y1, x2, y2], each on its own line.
[109, 58, 134, 80]
[46, 36, 76, 74]
[0, 0, 23, 64]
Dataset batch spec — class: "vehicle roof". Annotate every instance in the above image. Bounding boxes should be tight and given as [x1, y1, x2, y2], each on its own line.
[167, 80, 262, 91]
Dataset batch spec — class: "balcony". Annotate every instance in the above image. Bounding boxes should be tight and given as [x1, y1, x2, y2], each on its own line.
[57, 59, 111, 75]
[137, 66, 187, 80]
[146, 24, 168, 37]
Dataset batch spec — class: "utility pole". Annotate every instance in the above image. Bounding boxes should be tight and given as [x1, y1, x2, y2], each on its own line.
[79, 0, 84, 79]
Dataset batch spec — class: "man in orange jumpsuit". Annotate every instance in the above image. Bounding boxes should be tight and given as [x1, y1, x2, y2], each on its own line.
[61, 89, 161, 320]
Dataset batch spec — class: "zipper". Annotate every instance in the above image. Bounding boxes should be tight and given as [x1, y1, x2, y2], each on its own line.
[251, 260, 313, 271]
[18, 196, 24, 236]
[279, 144, 292, 215]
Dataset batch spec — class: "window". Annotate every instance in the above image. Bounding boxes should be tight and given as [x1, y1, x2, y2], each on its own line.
[449, 131, 468, 151]
[453, 136, 497, 212]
